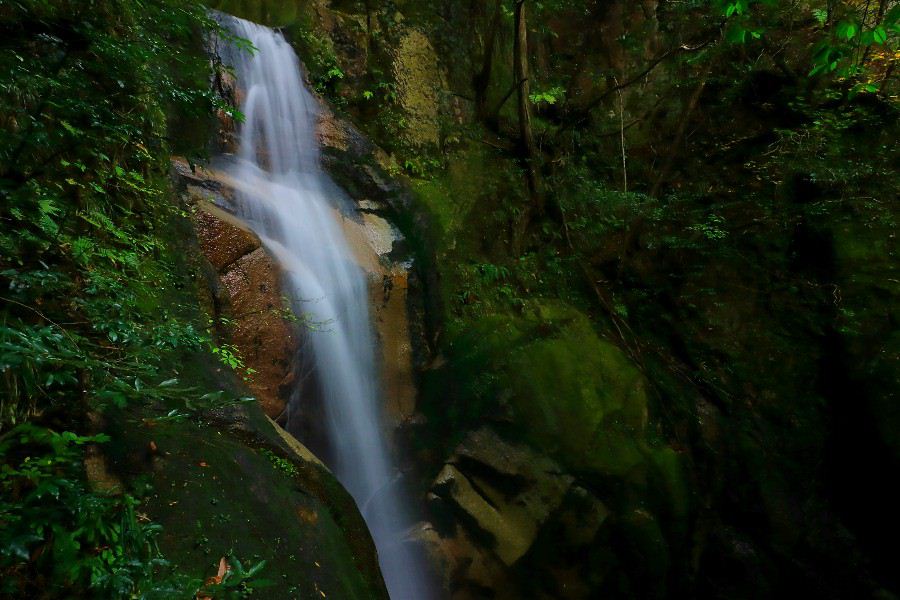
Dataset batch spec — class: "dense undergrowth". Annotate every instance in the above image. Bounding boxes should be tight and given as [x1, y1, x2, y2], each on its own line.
[0, 2, 266, 596]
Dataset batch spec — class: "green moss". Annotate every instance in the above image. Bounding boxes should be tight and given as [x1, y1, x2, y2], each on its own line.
[411, 146, 501, 246]
[501, 303, 648, 472]
[427, 301, 684, 490]
[391, 29, 443, 147]
[103, 401, 386, 599]
[411, 178, 456, 243]
[647, 447, 690, 526]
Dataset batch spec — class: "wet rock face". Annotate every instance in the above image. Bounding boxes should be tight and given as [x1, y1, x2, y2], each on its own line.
[217, 246, 298, 418]
[174, 151, 419, 434]
[339, 207, 417, 426]
[192, 202, 258, 270]
[315, 104, 424, 428]
[419, 428, 611, 599]
[173, 158, 298, 420]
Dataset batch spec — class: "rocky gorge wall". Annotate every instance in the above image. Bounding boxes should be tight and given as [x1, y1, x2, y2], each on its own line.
[196, 3, 900, 598]
[193, 5, 687, 598]
[173, 117, 422, 435]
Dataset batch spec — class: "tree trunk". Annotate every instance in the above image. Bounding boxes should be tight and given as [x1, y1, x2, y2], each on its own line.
[474, 0, 502, 122]
[514, 0, 543, 215]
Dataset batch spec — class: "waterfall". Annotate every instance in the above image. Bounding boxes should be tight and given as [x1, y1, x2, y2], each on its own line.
[215, 15, 432, 600]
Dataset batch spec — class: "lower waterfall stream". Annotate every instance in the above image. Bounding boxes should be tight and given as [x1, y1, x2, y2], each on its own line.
[216, 15, 433, 600]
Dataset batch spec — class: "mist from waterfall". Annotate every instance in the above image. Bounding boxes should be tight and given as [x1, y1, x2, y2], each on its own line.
[215, 15, 432, 600]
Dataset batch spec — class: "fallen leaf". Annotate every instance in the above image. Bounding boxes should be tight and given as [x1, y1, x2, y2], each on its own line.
[216, 557, 229, 580]
[198, 557, 230, 598]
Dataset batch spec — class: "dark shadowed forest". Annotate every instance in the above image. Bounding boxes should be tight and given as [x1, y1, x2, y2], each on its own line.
[1, 1, 898, 598]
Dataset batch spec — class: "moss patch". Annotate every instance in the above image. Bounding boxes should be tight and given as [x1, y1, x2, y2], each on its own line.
[422, 301, 688, 521]
[102, 400, 387, 599]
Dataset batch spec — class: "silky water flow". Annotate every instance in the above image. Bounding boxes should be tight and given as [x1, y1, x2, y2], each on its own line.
[216, 15, 433, 599]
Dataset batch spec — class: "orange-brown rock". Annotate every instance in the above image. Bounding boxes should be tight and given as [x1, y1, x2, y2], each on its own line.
[375, 268, 417, 424]
[176, 159, 298, 420]
[339, 210, 417, 426]
[192, 200, 259, 270]
[217, 246, 297, 419]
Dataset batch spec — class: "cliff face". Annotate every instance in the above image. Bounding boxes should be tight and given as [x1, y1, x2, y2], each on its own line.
[203, 2, 899, 598]
[315, 104, 422, 429]
[173, 107, 423, 437]
[171, 74, 421, 596]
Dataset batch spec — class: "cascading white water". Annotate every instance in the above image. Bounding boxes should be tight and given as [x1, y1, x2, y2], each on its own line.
[216, 15, 432, 600]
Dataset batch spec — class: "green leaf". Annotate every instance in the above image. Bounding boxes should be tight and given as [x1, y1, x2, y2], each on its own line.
[726, 24, 748, 43]
[246, 560, 266, 578]
[837, 21, 858, 40]
[60, 121, 82, 137]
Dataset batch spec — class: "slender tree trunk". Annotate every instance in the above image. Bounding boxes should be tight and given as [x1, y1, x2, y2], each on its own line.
[474, 0, 503, 122]
[514, 0, 543, 215]
[364, 0, 373, 54]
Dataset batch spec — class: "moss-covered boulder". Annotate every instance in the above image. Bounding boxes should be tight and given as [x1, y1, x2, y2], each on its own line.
[99, 400, 388, 599]
[417, 301, 690, 597]
[505, 303, 650, 476]
[430, 301, 684, 494]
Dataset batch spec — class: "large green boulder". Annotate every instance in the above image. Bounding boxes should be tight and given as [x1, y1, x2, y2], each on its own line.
[99, 401, 388, 599]
[433, 301, 690, 524]
[506, 303, 649, 476]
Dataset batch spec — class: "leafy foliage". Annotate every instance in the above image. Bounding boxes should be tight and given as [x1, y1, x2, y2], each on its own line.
[0, 1, 268, 596]
[0, 425, 199, 598]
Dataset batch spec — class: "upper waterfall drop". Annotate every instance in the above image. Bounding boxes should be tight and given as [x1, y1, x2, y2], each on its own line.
[215, 15, 433, 600]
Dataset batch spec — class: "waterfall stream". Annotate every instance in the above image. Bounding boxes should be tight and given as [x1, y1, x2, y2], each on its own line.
[216, 15, 432, 600]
